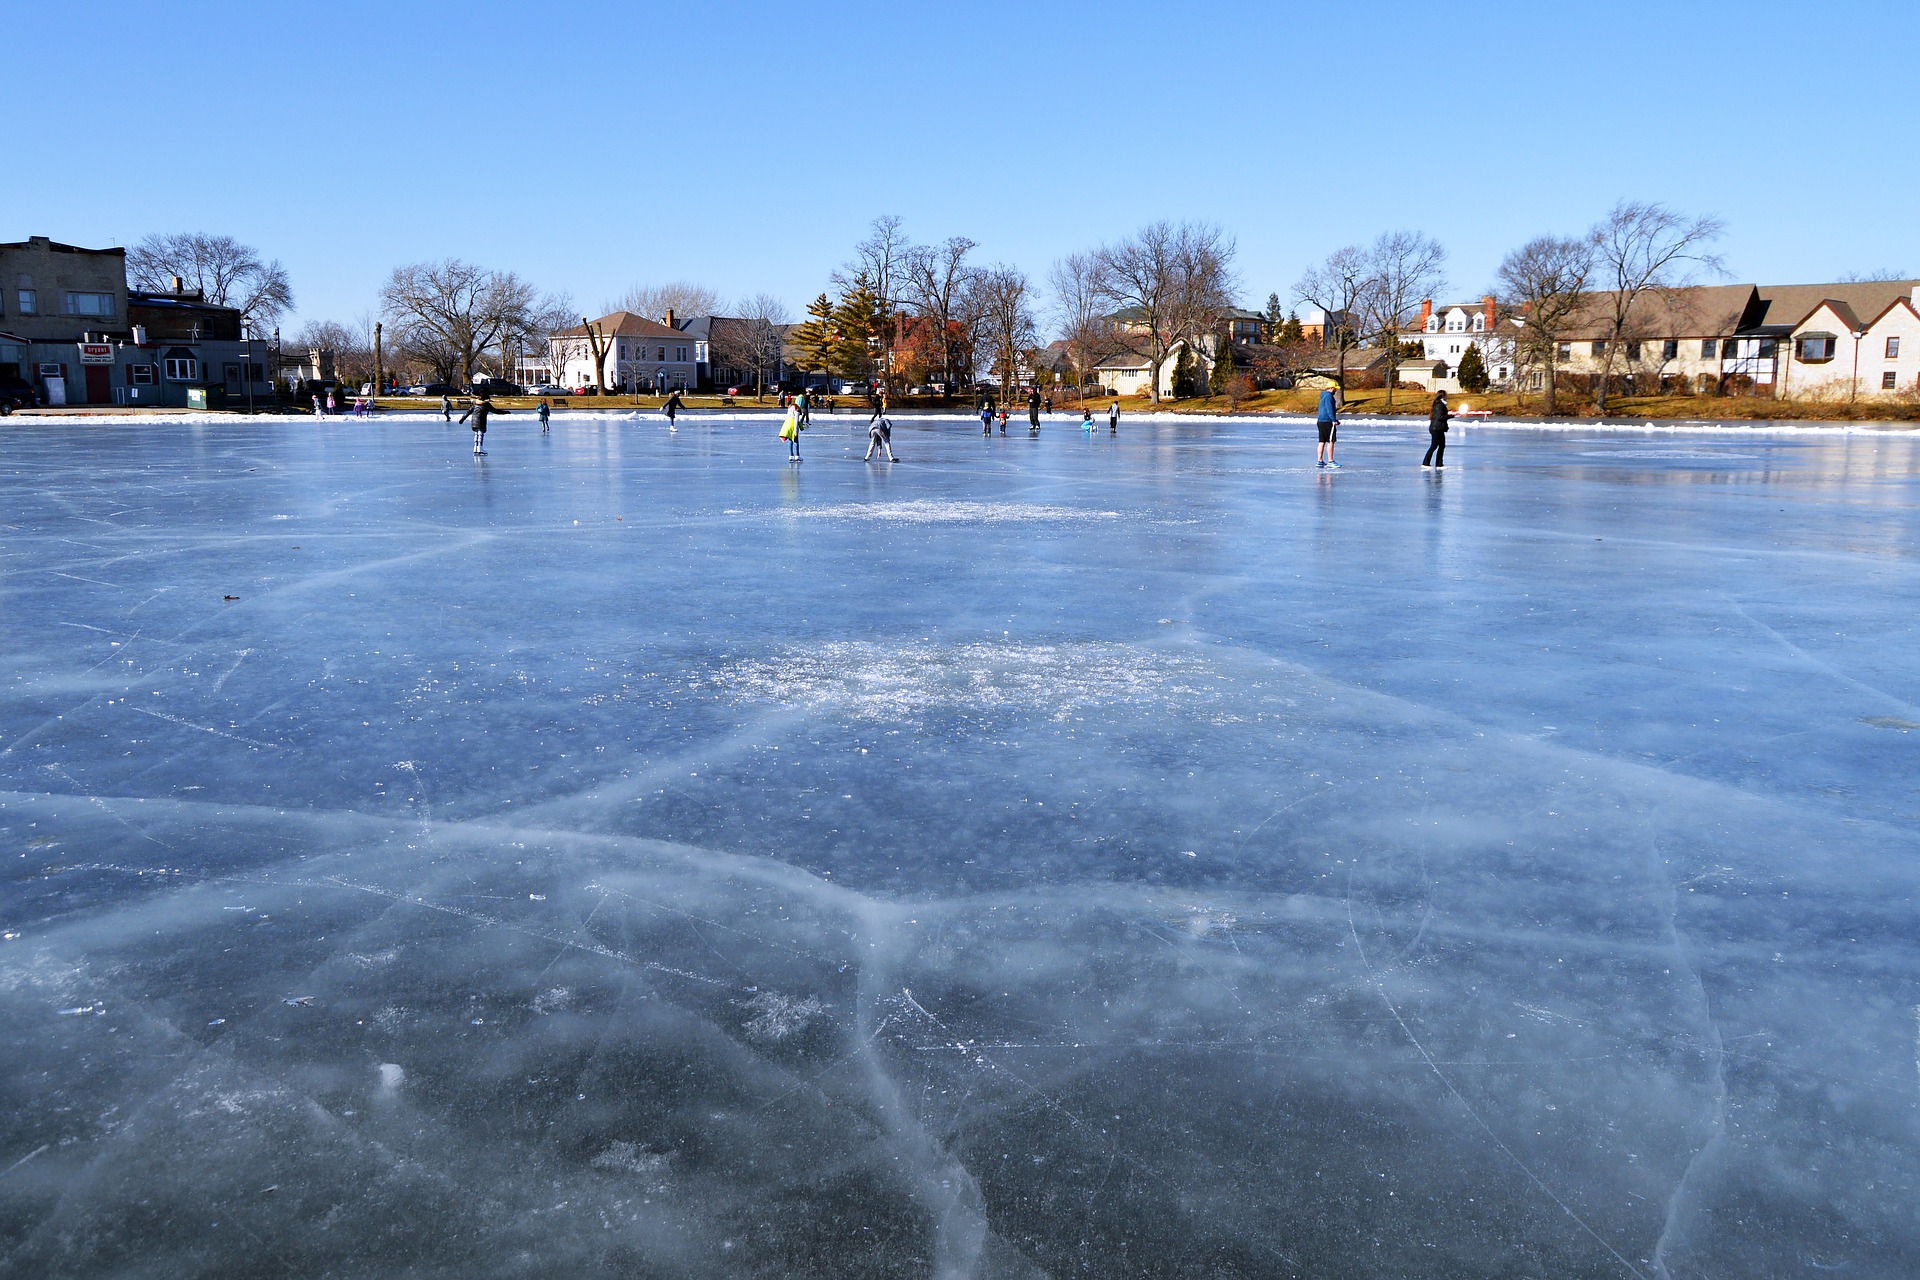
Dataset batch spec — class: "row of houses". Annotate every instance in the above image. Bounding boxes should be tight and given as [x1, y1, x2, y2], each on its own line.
[0, 236, 271, 408]
[1087, 279, 1920, 402]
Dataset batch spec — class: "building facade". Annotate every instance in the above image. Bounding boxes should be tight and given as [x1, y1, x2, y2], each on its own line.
[0, 235, 269, 407]
[550, 312, 702, 392]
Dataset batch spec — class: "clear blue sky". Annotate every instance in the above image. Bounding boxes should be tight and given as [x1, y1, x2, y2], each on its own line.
[16, 0, 1915, 333]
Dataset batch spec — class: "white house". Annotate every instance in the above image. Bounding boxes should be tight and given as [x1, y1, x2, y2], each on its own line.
[1777, 288, 1920, 400]
[550, 312, 703, 392]
[1407, 296, 1521, 390]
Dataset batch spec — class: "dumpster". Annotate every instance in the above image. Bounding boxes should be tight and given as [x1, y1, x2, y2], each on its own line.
[186, 386, 227, 410]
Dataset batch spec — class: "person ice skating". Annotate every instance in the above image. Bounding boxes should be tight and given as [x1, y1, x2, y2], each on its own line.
[864, 414, 897, 462]
[1081, 407, 1094, 431]
[1315, 388, 1340, 469]
[997, 407, 1009, 434]
[1027, 387, 1041, 432]
[1108, 400, 1120, 433]
[440, 393, 452, 422]
[663, 388, 683, 428]
[326, 390, 336, 416]
[312, 393, 323, 417]
[1423, 390, 1452, 468]
[779, 403, 803, 460]
[538, 399, 550, 432]
[981, 400, 994, 435]
[796, 388, 811, 428]
[459, 394, 506, 454]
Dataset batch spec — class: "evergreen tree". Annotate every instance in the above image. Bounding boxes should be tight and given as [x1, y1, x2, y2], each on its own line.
[1457, 343, 1490, 392]
[1209, 339, 1234, 396]
[789, 293, 838, 377]
[1263, 291, 1285, 342]
[1170, 345, 1194, 399]
[830, 275, 882, 379]
[1279, 311, 1305, 346]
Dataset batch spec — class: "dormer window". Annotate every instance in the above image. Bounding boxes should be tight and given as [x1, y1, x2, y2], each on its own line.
[1471, 314, 1485, 331]
[1426, 316, 1438, 332]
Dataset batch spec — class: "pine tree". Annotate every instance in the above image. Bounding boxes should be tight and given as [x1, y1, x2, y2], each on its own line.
[1209, 339, 1234, 396]
[789, 293, 838, 377]
[1170, 345, 1194, 399]
[1279, 311, 1305, 346]
[1263, 292, 1285, 342]
[830, 275, 881, 379]
[1457, 343, 1490, 392]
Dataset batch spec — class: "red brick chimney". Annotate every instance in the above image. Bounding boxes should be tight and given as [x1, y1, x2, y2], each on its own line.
[1481, 295, 1497, 330]
[1418, 299, 1432, 327]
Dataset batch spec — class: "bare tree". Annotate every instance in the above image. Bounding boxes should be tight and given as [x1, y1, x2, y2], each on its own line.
[1496, 235, 1594, 414]
[833, 216, 912, 390]
[1048, 250, 1114, 400]
[1355, 231, 1447, 408]
[380, 259, 554, 390]
[1092, 221, 1236, 403]
[128, 232, 294, 329]
[1293, 245, 1369, 401]
[902, 235, 978, 391]
[608, 281, 720, 323]
[1837, 267, 1912, 282]
[1587, 201, 1726, 414]
[967, 265, 1038, 403]
[709, 294, 793, 398]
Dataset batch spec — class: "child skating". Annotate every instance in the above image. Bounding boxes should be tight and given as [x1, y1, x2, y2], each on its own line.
[459, 394, 506, 454]
[780, 404, 803, 461]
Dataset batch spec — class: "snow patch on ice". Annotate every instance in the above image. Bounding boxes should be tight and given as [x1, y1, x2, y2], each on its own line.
[779, 500, 1120, 525]
[741, 991, 825, 1043]
[699, 641, 1232, 722]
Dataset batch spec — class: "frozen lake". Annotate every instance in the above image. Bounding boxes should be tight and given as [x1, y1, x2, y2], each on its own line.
[2, 411, 1917, 1277]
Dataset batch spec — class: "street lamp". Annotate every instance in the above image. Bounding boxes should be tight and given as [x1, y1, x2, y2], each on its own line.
[242, 322, 256, 414]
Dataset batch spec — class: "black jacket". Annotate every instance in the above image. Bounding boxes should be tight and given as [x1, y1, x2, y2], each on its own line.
[1428, 399, 1451, 432]
[459, 399, 507, 430]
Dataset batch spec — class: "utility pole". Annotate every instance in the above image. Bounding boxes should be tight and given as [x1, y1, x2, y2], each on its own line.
[373, 321, 383, 412]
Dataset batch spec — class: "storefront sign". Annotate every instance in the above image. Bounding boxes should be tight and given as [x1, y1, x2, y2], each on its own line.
[78, 342, 114, 364]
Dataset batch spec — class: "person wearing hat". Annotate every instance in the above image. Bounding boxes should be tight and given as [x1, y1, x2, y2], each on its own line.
[458, 392, 507, 454]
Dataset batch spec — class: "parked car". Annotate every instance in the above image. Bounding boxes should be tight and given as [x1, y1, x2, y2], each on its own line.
[404, 383, 455, 397]
[908, 385, 932, 396]
[837, 382, 863, 396]
[527, 384, 571, 396]
[0, 379, 38, 414]
[471, 379, 524, 396]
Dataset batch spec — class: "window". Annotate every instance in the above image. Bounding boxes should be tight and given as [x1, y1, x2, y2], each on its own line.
[128, 364, 154, 385]
[1702, 338, 1717, 359]
[1496, 366, 1510, 380]
[1883, 371, 1898, 389]
[1626, 341, 1641, 361]
[1662, 339, 1678, 360]
[1425, 317, 1437, 332]
[656, 346, 665, 360]
[64, 291, 114, 317]
[16, 290, 35, 315]
[164, 357, 199, 380]
[1472, 314, 1485, 331]
[1887, 336, 1901, 359]
[1556, 342, 1571, 362]
[1795, 334, 1837, 362]
[676, 346, 688, 362]
[1591, 341, 1607, 357]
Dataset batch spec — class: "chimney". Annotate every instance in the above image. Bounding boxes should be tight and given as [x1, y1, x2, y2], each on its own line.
[1911, 285, 1920, 309]
[664, 308, 675, 329]
[1418, 299, 1432, 328]
[170, 275, 184, 294]
[1482, 294, 1497, 330]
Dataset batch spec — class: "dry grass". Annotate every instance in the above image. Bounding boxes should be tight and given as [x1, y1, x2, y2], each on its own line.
[1134, 385, 1920, 423]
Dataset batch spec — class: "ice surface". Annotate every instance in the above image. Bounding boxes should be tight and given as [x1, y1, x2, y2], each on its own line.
[1, 411, 1917, 1277]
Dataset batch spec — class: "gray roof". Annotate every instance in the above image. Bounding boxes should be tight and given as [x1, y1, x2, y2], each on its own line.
[1749, 281, 1920, 333]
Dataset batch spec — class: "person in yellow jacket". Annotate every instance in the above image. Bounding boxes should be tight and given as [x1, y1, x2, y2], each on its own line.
[779, 404, 803, 461]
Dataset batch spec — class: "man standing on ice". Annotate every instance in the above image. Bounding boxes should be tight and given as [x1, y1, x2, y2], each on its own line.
[459, 393, 506, 455]
[1315, 387, 1340, 469]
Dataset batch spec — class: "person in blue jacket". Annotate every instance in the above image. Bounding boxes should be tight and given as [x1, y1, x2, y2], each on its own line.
[1316, 387, 1341, 469]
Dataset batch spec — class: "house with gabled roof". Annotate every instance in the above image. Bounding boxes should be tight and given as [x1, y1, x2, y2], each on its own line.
[1774, 286, 1920, 400]
[550, 311, 700, 392]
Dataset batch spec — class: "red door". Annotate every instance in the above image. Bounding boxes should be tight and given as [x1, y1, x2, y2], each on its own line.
[84, 365, 110, 404]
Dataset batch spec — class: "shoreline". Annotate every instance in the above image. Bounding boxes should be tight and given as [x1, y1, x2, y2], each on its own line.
[6, 408, 1919, 435]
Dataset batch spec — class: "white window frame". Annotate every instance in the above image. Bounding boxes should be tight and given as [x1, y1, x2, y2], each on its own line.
[17, 289, 35, 315]
[64, 291, 115, 318]
[164, 357, 200, 381]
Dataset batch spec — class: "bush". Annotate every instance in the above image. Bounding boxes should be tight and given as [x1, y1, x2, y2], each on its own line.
[1457, 345, 1489, 392]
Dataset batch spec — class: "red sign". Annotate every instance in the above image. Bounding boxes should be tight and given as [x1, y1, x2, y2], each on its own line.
[77, 342, 113, 365]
